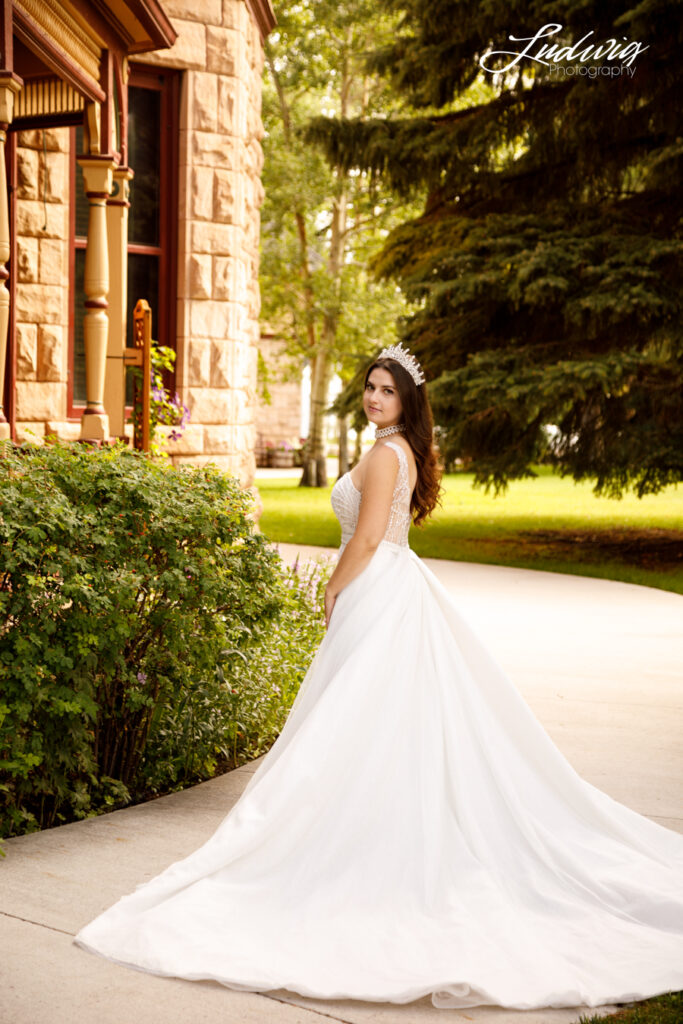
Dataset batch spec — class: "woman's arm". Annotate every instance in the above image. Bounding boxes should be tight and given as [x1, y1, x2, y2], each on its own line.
[324, 445, 399, 627]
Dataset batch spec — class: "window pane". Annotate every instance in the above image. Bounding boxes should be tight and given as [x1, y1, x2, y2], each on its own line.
[127, 254, 159, 346]
[73, 249, 86, 404]
[128, 87, 161, 246]
[74, 125, 89, 239]
[126, 253, 160, 403]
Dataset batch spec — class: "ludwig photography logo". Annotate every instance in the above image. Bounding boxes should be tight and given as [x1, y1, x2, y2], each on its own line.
[479, 22, 649, 79]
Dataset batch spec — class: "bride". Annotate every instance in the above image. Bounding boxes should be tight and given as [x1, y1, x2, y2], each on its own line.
[75, 344, 683, 1012]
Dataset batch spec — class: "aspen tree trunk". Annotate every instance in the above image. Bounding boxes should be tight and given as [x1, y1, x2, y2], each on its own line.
[301, 349, 333, 486]
[301, 151, 348, 485]
[268, 36, 351, 488]
[267, 51, 322, 486]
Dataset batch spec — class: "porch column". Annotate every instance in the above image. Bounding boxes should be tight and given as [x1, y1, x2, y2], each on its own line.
[77, 155, 115, 441]
[104, 166, 133, 438]
[0, 73, 22, 441]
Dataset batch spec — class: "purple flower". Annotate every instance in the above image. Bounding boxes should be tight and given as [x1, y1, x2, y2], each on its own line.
[137, 670, 147, 684]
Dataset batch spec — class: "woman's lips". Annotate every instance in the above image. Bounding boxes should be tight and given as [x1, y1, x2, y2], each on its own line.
[369, 406, 380, 411]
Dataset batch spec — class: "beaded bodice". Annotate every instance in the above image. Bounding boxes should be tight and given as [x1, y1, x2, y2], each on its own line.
[330, 440, 413, 554]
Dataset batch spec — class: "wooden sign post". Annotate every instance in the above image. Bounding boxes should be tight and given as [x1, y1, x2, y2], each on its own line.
[123, 298, 152, 452]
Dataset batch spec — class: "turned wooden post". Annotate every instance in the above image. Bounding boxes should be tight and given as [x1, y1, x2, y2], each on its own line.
[77, 151, 116, 442]
[0, 73, 22, 440]
[105, 166, 133, 438]
[124, 298, 152, 452]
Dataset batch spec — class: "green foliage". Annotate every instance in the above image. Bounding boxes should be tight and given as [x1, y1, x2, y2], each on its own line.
[577, 990, 683, 1024]
[309, 0, 683, 497]
[260, 0, 422, 393]
[0, 440, 327, 841]
[128, 343, 190, 457]
[139, 557, 328, 793]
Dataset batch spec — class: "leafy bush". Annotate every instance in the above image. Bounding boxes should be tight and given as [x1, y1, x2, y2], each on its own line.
[578, 990, 683, 1024]
[139, 555, 329, 794]
[0, 439, 328, 840]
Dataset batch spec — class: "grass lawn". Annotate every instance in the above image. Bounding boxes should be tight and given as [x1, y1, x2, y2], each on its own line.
[578, 991, 683, 1023]
[256, 464, 683, 595]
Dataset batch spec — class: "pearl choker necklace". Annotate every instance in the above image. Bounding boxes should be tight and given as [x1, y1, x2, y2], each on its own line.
[375, 424, 406, 438]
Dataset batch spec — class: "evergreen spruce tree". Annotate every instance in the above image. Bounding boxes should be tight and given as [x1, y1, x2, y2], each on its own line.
[308, 1, 682, 497]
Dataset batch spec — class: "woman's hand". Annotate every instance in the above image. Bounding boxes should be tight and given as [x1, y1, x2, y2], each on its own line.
[324, 585, 337, 629]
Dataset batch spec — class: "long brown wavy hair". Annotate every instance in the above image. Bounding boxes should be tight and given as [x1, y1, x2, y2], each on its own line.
[364, 356, 445, 528]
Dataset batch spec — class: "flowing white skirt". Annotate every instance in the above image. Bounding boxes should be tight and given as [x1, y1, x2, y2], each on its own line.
[74, 541, 683, 1010]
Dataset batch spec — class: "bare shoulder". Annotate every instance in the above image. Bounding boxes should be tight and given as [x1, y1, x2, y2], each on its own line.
[379, 436, 413, 457]
[366, 438, 417, 493]
[365, 441, 402, 477]
[378, 437, 416, 476]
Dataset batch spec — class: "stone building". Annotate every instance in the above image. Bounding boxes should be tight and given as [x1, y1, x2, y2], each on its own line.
[0, 0, 275, 488]
[254, 329, 304, 464]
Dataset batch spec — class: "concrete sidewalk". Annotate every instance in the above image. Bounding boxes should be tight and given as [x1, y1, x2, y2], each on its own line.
[2, 544, 682, 1024]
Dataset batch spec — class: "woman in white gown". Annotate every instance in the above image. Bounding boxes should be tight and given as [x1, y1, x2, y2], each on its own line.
[75, 344, 683, 1012]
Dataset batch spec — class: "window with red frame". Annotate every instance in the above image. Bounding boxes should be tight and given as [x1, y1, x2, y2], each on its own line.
[68, 65, 179, 417]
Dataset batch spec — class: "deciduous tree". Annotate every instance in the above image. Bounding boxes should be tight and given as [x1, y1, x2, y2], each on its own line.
[260, 0, 419, 485]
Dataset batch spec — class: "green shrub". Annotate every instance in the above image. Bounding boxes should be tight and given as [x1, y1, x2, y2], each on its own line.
[0, 439, 327, 840]
[578, 990, 683, 1023]
[139, 554, 329, 794]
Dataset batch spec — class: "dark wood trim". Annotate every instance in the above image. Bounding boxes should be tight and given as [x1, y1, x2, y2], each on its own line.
[4, 126, 16, 438]
[88, 0, 177, 53]
[129, 62, 179, 372]
[0, 0, 13, 69]
[162, 68, 179, 377]
[245, 0, 277, 41]
[40, 0, 177, 57]
[67, 125, 81, 418]
[13, 11, 106, 103]
[127, 242, 161, 255]
[11, 109, 84, 131]
[0, 68, 22, 89]
[126, 62, 171, 91]
[113, 55, 127, 166]
[120, 0, 176, 51]
[101, 47, 114, 163]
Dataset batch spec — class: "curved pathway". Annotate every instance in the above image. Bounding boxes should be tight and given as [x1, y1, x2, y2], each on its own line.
[1, 543, 681, 1024]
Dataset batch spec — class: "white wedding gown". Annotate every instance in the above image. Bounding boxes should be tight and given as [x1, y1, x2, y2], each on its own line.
[75, 440, 683, 1010]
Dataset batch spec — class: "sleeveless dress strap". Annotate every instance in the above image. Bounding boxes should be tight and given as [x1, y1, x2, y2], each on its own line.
[382, 440, 407, 471]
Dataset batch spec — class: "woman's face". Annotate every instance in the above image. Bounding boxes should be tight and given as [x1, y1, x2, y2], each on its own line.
[363, 367, 403, 432]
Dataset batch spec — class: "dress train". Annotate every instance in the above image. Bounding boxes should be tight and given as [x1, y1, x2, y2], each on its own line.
[74, 443, 683, 1010]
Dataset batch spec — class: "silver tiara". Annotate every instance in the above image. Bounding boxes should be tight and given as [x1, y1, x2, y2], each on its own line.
[377, 342, 426, 386]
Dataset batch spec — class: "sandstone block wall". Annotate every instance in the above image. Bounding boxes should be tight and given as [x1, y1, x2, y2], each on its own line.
[13, 128, 72, 445]
[139, 0, 266, 485]
[10, 1, 268, 491]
